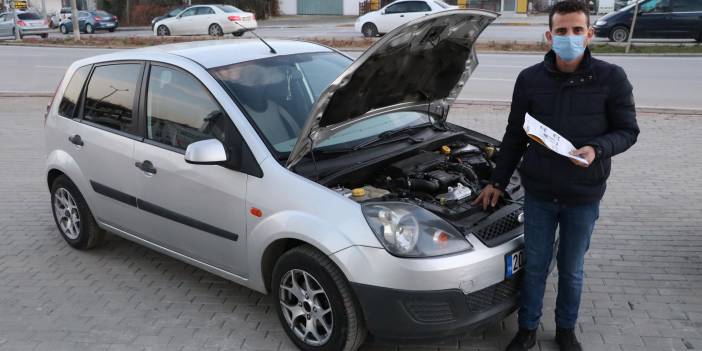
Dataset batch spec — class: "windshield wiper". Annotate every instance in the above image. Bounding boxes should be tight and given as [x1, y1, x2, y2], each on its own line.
[350, 124, 431, 151]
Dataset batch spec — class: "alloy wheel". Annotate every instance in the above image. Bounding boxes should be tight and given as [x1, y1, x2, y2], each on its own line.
[279, 269, 334, 346]
[53, 188, 81, 240]
[209, 24, 223, 36]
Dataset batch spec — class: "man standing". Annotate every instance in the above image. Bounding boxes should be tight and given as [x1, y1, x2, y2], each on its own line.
[473, 1, 639, 350]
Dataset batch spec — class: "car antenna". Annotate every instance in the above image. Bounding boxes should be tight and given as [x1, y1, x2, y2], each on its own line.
[234, 22, 276, 54]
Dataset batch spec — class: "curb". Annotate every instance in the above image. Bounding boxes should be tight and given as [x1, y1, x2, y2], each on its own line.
[2, 93, 699, 115]
[453, 99, 702, 115]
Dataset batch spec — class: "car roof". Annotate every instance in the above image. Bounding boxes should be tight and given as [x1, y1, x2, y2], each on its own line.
[74, 39, 337, 69]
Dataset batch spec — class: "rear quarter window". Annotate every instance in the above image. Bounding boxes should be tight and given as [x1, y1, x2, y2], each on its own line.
[58, 65, 91, 118]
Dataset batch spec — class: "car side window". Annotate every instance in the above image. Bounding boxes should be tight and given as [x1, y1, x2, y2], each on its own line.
[672, 0, 701, 11]
[641, 0, 670, 12]
[385, 3, 408, 14]
[58, 65, 91, 118]
[82, 63, 141, 134]
[408, 1, 432, 12]
[197, 7, 215, 15]
[146, 65, 231, 150]
[180, 8, 197, 17]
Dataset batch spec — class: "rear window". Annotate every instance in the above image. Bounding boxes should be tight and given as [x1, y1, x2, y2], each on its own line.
[58, 65, 91, 118]
[18, 12, 42, 20]
[94, 10, 111, 17]
[82, 63, 141, 134]
[216, 5, 242, 13]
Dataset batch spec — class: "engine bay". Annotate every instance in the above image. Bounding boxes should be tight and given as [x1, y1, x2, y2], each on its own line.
[329, 138, 519, 221]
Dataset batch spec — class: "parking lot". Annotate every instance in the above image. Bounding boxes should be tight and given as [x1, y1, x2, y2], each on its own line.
[1, 97, 701, 351]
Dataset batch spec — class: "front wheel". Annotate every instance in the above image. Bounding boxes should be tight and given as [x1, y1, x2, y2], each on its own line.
[50, 175, 106, 249]
[272, 246, 366, 351]
[157, 25, 170, 36]
[85, 23, 94, 34]
[60, 24, 68, 34]
[361, 22, 378, 37]
[208, 23, 223, 36]
[108, 28, 115, 32]
[40, 33, 48, 38]
[609, 26, 629, 42]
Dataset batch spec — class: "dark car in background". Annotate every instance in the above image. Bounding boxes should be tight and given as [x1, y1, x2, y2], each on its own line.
[150, 6, 186, 30]
[59, 10, 118, 34]
[594, 0, 702, 42]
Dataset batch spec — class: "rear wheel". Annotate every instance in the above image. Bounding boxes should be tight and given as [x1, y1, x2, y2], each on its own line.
[108, 28, 115, 32]
[157, 25, 170, 36]
[361, 22, 378, 37]
[40, 33, 48, 38]
[232, 31, 245, 37]
[610, 26, 629, 42]
[50, 175, 105, 250]
[208, 23, 223, 36]
[272, 246, 366, 351]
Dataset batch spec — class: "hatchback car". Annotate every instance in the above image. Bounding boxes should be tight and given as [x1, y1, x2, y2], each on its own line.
[153, 4, 257, 37]
[355, 0, 457, 37]
[59, 10, 118, 34]
[46, 10, 550, 350]
[594, 0, 702, 42]
[0, 10, 49, 38]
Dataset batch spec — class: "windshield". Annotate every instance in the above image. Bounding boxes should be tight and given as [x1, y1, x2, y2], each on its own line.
[211, 52, 351, 153]
[216, 5, 243, 13]
[168, 7, 183, 16]
[433, 0, 451, 8]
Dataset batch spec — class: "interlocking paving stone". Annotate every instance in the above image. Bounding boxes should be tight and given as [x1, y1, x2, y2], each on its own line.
[1, 98, 701, 350]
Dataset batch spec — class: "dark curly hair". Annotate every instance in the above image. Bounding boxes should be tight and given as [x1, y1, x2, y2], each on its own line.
[549, 0, 590, 30]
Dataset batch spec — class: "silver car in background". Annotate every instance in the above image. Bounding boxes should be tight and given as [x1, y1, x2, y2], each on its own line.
[0, 10, 49, 38]
[45, 10, 548, 350]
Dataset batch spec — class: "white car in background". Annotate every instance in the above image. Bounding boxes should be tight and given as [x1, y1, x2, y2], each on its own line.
[355, 0, 457, 37]
[154, 4, 257, 37]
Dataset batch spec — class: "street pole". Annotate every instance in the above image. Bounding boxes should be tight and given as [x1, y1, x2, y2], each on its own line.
[41, 0, 46, 16]
[125, 0, 129, 26]
[625, 0, 639, 53]
[10, 1, 19, 41]
[70, 0, 80, 41]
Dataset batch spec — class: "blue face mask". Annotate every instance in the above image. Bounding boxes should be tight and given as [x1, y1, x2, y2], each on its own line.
[551, 34, 586, 62]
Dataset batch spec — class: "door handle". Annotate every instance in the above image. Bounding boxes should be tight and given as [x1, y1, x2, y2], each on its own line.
[68, 134, 84, 146]
[135, 160, 157, 175]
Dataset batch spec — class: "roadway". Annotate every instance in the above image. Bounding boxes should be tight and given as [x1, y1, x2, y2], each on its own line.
[1, 45, 700, 110]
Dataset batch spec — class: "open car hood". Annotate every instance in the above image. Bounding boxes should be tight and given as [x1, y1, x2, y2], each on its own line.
[286, 10, 499, 169]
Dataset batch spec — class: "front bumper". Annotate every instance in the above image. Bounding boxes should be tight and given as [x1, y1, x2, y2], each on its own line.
[351, 275, 521, 339]
[593, 25, 612, 38]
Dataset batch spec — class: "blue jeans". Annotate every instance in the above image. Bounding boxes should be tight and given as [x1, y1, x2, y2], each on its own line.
[518, 192, 600, 330]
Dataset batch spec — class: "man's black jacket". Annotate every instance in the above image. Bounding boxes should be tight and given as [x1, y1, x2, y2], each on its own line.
[490, 49, 639, 204]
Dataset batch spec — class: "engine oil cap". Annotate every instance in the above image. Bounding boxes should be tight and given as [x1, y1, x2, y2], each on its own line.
[351, 188, 366, 197]
[440, 145, 451, 155]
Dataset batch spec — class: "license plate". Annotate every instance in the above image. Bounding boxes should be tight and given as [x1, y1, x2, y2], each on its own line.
[505, 249, 525, 279]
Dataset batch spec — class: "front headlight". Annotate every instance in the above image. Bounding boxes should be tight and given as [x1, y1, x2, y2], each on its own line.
[362, 202, 473, 258]
[595, 20, 607, 26]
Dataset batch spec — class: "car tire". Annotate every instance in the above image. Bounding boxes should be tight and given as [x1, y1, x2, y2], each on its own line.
[41, 33, 48, 39]
[609, 26, 629, 42]
[208, 23, 223, 37]
[232, 31, 245, 37]
[60, 24, 68, 34]
[50, 175, 106, 250]
[157, 25, 170, 36]
[361, 22, 378, 38]
[108, 28, 115, 32]
[85, 23, 95, 34]
[272, 245, 366, 351]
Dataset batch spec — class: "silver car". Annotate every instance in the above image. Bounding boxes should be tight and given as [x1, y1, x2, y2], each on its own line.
[45, 10, 546, 350]
[0, 10, 50, 38]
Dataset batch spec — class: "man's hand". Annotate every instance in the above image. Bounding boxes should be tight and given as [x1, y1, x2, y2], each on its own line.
[570, 146, 596, 168]
[472, 184, 503, 210]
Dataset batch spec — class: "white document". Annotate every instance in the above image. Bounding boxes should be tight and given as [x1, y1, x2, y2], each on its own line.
[523, 113, 589, 165]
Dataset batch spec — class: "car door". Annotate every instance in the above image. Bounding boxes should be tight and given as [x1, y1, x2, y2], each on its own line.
[378, 2, 409, 33]
[196, 6, 217, 34]
[634, 0, 673, 38]
[670, 0, 702, 39]
[132, 63, 248, 276]
[172, 6, 197, 34]
[405, 1, 433, 21]
[0, 14, 9, 36]
[71, 62, 145, 234]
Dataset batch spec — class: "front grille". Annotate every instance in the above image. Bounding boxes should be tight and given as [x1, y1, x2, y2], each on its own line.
[473, 209, 522, 247]
[465, 276, 521, 313]
[404, 300, 455, 323]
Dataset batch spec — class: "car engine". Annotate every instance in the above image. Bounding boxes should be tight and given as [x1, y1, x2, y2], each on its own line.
[331, 141, 513, 220]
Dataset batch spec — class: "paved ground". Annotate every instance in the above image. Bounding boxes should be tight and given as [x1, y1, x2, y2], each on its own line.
[1, 97, 701, 350]
[2, 46, 702, 111]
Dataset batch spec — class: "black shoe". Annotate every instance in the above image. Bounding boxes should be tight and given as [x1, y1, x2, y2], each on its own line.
[555, 328, 583, 351]
[505, 328, 537, 351]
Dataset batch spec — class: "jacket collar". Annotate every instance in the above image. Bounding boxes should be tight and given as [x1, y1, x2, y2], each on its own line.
[543, 47, 595, 79]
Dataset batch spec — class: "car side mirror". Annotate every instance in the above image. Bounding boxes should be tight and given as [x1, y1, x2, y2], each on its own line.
[185, 139, 227, 165]
[380, 10, 385, 15]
